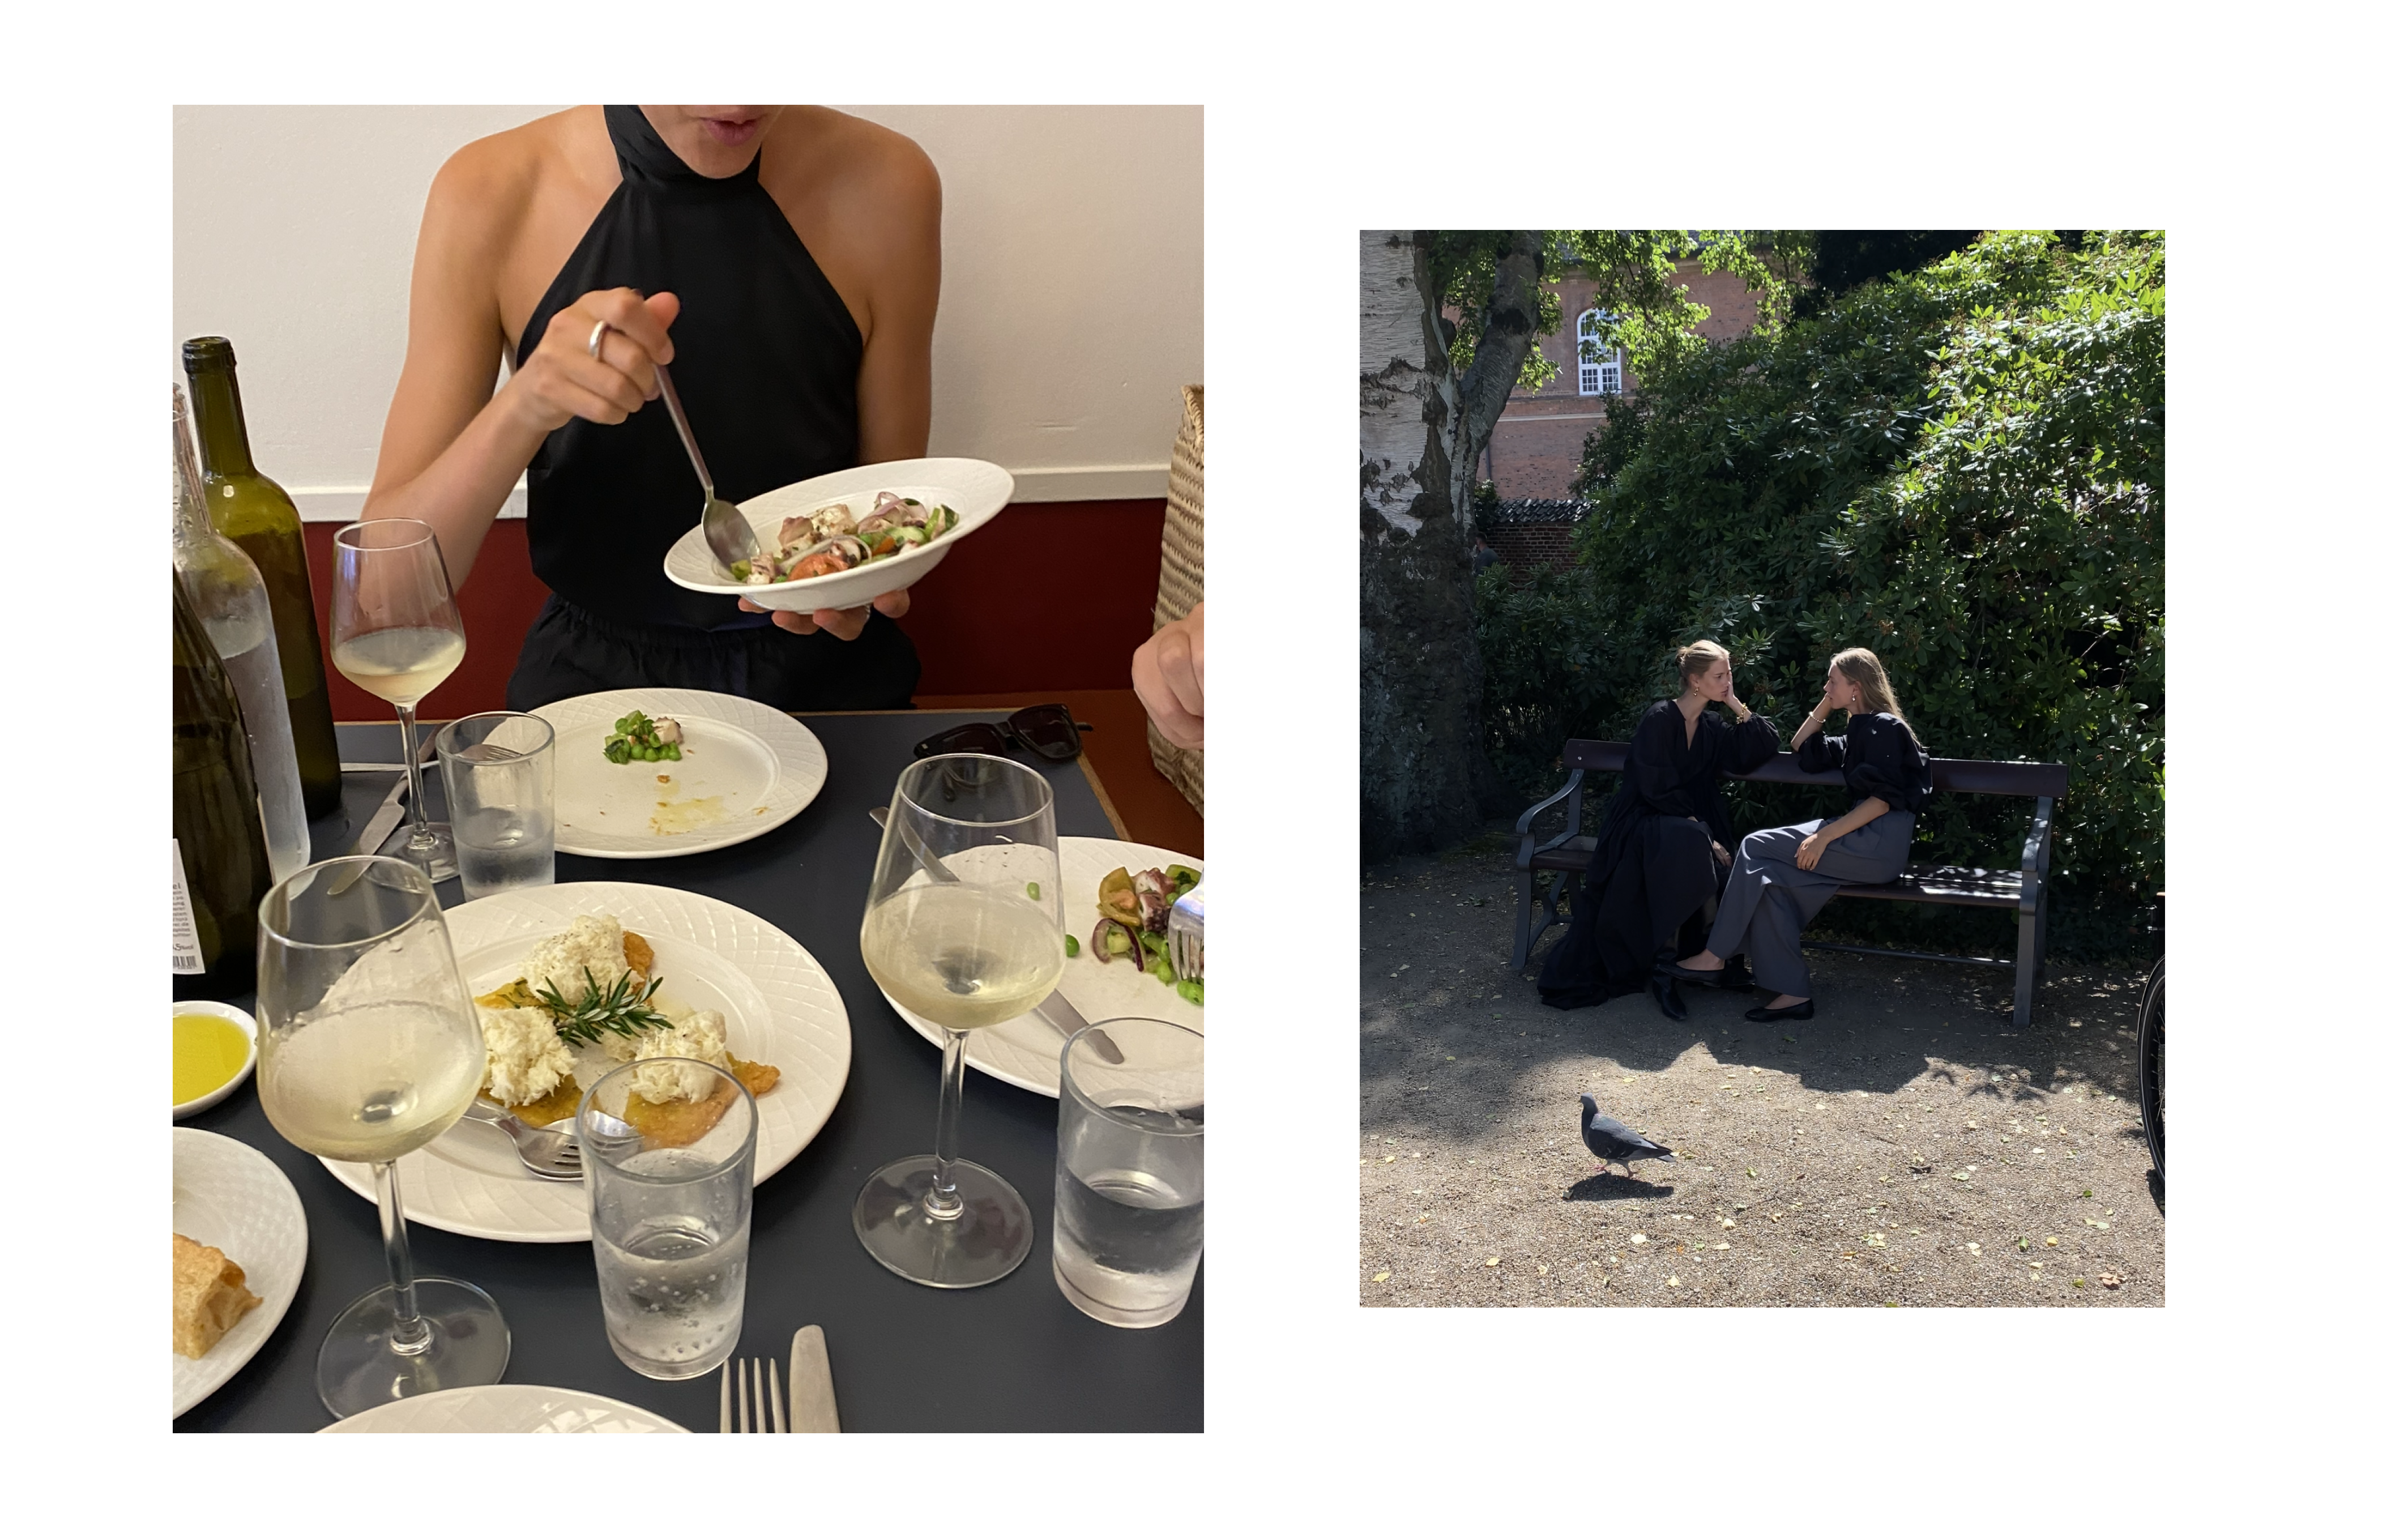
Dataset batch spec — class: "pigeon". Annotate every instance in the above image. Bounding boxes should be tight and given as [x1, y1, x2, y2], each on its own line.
[1579, 1093, 1675, 1178]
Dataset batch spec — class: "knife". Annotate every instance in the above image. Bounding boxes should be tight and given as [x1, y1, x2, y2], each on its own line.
[330, 737, 437, 894]
[869, 805, 1119, 1062]
[788, 1325, 840, 1433]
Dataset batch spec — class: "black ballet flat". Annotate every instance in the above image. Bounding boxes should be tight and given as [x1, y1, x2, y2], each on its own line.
[1650, 972, 1688, 1022]
[1744, 1000, 1814, 1023]
[1658, 960, 1724, 984]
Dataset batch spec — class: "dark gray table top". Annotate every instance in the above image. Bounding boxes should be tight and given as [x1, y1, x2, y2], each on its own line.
[174, 711, 1201, 1432]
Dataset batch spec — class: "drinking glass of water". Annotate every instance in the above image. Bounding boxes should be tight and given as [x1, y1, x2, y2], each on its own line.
[576, 1058, 758, 1381]
[433, 711, 556, 901]
[1054, 1018, 1203, 1328]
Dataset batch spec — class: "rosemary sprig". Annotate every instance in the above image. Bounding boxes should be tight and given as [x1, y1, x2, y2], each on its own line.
[531, 965, 674, 1046]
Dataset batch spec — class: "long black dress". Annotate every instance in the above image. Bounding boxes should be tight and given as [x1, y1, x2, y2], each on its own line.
[1537, 700, 1779, 1010]
[503, 105, 921, 712]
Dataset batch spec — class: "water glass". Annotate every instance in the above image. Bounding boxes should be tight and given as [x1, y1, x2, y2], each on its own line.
[434, 711, 556, 901]
[1054, 1018, 1203, 1328]
[576, 1058, 757, 1380]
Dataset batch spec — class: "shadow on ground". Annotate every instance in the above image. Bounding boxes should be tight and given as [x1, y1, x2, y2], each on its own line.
[1360, 828, 2163, 1309]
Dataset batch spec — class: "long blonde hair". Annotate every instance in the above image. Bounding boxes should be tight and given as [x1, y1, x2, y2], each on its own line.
[1830, 647, 1917, 744]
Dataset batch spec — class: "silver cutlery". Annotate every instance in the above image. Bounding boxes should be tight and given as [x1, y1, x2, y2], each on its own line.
[868, 804, 1120, 1063]
[1168, 880, 1203, 983]
[655, 363, 762, 579]
[720, 1355, 785, 1432]
[458, 1099, 582, 1181]
[328, 736, 439, 895]
[788, 1325, 840, 1433]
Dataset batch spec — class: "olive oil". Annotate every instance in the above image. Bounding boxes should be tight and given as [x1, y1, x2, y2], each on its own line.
[173, 1011, 251, 1104]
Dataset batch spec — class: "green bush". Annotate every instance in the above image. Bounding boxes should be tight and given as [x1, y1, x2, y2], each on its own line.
[1508, 232, 2163, 954]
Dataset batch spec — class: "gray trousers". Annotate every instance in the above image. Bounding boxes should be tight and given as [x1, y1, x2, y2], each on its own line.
[1706, 810, 1914, 998]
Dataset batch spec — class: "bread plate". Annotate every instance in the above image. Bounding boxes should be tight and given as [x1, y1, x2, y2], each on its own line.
[661, 456, 1013, 613]
[173, 1129, 307, 1419]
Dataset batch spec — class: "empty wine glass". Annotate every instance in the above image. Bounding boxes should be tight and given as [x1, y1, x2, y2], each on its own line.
[329, 519, 466, 881]
[855, 754, 1062, 1287]
[254, 856, 509, 1416]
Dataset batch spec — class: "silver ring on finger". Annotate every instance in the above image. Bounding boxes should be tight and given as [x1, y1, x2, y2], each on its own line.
[587, 319, 612, 360]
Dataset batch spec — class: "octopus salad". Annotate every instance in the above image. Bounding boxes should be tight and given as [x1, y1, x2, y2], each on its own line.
[731, 491, 961, 585]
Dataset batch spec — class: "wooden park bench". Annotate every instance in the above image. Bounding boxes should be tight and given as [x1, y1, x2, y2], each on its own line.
[1510, 740, 2069, 1026]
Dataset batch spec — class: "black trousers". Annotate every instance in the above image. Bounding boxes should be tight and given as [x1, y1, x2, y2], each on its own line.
[505, 595, 921, 713]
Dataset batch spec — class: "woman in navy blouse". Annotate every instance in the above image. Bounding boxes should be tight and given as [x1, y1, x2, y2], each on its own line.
[1664, 647, 1932, 1022]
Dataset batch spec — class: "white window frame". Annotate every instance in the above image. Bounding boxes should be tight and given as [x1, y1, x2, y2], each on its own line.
[1576, 309, 1623, 396]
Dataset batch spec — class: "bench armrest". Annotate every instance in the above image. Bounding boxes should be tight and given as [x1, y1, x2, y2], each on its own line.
[1513, 768, 1587, 870]
[2019, 794, 2056, 908]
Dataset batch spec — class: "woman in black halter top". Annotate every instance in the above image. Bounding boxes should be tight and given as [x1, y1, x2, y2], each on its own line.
[361, 106, 940, 710]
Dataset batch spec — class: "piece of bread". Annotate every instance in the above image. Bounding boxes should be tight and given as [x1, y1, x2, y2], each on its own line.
[173, 1233, 262, 1359]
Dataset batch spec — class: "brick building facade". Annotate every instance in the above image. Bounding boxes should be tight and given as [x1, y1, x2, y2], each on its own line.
[1480, 261, 1770, 502]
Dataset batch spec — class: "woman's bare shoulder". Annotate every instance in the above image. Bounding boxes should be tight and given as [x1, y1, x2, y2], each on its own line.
[778, 109, 939, 218]
[423, 109, 602, 245]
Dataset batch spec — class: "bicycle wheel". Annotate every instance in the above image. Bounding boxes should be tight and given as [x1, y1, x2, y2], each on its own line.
[2137, 956, 2164, 1178]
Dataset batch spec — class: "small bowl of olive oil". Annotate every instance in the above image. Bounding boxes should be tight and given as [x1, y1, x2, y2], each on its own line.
[173, 1001, 257, 1119]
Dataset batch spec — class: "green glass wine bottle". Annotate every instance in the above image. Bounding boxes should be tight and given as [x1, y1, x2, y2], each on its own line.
[182, 336, 343, 819]
[174, 571, 274, 1001]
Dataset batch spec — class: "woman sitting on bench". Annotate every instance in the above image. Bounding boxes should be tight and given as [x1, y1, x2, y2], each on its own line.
[1666, 646, 1932, 1023]
[1538, 639, 1778, 1019]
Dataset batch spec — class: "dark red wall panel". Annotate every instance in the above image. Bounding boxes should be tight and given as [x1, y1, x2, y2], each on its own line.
[304, 499, 1170, 718]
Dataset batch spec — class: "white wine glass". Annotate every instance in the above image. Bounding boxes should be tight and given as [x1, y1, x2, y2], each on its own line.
[330, 519, 466, 882]
[255, 855, 509, 1416]
[855, 754, 1063, 1287]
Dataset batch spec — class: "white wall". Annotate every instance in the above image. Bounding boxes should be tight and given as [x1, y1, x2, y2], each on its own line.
[172, 105, 1202, 518]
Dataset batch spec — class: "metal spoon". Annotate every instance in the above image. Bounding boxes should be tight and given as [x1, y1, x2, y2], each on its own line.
[460, 1098, 583, 1181]
[653, 363, 761, 578]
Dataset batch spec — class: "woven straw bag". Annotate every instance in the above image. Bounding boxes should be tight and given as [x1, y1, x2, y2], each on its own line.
[1147, 385, 1203, 813]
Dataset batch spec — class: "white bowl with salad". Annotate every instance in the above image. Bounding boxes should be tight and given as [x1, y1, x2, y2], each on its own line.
[661, 457, 1013, 614]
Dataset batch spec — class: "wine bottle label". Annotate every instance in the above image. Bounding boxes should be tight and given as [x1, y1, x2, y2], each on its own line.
[172, 839, 204, 975]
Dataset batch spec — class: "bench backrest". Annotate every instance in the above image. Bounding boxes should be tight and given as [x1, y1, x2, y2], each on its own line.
[1561, 738, 2068, 799]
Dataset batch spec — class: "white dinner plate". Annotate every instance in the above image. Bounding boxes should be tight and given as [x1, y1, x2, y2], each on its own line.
[319, 1383, 688, 1433]
[173, 1129, 308, 1419]
[661, 457, 1013, 613]
[323, 882, 851, 1242]
[880, 838, 1203, 1097]
[531, 689, 827, 859]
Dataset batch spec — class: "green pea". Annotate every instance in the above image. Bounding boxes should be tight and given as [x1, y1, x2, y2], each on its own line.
[1026, 881, 1041, 900]
[1064, 934, 1080, 958]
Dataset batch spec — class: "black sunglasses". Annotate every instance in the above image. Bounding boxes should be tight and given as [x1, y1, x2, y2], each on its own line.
[913, 703, 1092, 763]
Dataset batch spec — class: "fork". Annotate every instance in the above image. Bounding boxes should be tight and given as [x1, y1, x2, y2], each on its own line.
[1168, 880, 1204, 984]
[458, 1099, 582, 1181]
[720, 1355, 785, 1432]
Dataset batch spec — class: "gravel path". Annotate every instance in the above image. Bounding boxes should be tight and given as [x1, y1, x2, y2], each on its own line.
[1360, 841, 2163, 1308]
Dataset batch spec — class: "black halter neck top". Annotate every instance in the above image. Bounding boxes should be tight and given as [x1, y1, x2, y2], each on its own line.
[515, 106, 865, 630]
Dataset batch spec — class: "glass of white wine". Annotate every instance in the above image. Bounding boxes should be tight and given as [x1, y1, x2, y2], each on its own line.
[855, 754, 1064, 1287]
[255, 855, 510, 1417]
[330, 518, 467, 882]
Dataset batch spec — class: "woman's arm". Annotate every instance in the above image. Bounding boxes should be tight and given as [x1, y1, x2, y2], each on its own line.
[361, 142, 675, 580]
[750, 125, 941, 639]
[1795, 794, 1890, 870]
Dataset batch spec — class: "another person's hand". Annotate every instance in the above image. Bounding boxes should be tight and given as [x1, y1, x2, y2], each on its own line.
[1795, 829, 1826, 871]
[506, 288, 679, 434]
[1133, 602, 1203, 751]
[1712, 840, 1731, 865]
[739, 587, 912, 639]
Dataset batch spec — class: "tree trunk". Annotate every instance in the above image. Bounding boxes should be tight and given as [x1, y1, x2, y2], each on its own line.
[1358, 230, 1542, 860]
